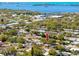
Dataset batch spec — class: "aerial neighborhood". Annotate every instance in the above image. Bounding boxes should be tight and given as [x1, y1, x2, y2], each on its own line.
[0, 9, 79, 56]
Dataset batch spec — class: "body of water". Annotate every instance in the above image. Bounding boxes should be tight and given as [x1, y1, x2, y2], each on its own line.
[0, 2, 79, 12]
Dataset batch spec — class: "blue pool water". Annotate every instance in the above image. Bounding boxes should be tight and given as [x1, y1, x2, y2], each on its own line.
[0, 2, 79, 12]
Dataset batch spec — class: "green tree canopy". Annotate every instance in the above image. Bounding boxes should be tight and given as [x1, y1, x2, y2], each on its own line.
[31, 44, 43, 56]
[0, 34, 8, 42]
[49, 48, 57, 56]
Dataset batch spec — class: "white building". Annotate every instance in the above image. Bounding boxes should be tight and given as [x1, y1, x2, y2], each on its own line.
[32, 15, 46, 21]
[0, 24, 6, 29]
[48, 15, 62, 18]
[43, 48, 50, 56]
[70, 48, 79, 51]
[64, 29, 79, 34]
[64, 29, 73, 33]
[71, 41, 79, 45]
[61, 52, 72, 56]
[64, 36, 79, 42]
[18, 29, 26, 36]
[6, 23, 18, 26]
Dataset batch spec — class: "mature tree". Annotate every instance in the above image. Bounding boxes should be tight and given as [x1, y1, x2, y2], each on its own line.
[0, 34, 8, 42]
[31, 44, 43, 56]
[1, 46, 17, 56]
[8, 46, 17, 55]
[18, 43, 23, 49]
[48, 39, 56, 44]
[49, 48, 57, 56]
[55, 44, 65, 51]
[16, 36, 25, 44]
[7, 36, 17, 43]
[40, 38, 47, 44]
[5, 29, 17, 35]
[57, 34, 64, 40]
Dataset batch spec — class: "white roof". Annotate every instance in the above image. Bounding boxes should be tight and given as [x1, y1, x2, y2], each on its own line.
[7, 23, 18, 26]
[61, 52, 71, 55]
[26, 48, 31, 52]
[64, 36, 79, 41]
[72, 41, 79, 44]
[19, 29, 26, 33]
[43, 48, 49, 56]
[70, 48, 79, 51]
[49, 15, 62, 18]
[44, 52, 49, 56]
[38, 29, 45, 32]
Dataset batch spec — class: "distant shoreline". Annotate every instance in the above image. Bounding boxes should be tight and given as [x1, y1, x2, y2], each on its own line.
[0, 9, 79, 15]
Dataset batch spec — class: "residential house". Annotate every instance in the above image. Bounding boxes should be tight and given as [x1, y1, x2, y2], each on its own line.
[70, 48, 79, 51]
[32, 15, 46, 21]
[48, 15, 63, 18]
